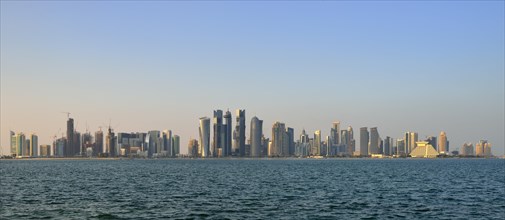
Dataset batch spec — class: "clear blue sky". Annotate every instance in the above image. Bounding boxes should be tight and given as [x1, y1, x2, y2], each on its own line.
[1, 1, 504, 155]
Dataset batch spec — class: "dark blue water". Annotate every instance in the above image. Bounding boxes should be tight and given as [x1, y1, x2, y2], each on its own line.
[1, 159, 504, 219]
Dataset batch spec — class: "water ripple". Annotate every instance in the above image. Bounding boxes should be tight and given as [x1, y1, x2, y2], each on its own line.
[1, 159, 504, 219]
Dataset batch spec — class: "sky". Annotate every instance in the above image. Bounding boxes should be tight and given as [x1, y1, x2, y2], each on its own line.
[1, 1, 504, 156]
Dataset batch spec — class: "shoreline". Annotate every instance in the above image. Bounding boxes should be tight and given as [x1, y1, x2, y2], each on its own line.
[1, 156, 502, 161]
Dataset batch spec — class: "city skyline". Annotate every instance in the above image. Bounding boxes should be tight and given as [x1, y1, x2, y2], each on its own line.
[4, 108, 497, 158]
[1, 1, 504, 155]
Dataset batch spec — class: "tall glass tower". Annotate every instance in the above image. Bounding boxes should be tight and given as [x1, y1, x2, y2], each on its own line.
[250, 116, 263, 157]
[199, 117, 210, 158]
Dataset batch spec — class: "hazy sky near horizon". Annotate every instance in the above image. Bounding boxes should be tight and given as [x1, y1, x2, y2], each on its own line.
[1, 1, 504, 155]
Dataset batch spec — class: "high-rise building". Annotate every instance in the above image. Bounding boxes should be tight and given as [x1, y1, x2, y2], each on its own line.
[234, 109, 246, 157]
[426, 136, 437, 151]
[162, 130, 173, 156]
[409, 132, 418, 153]
[199, 117, 211, 158]
[331, 121, 340, 146]
[396, 138, 405, 156]
[25, 139, 30, 156]
[106, 127, 117, 157]
[82, 132, 93, 155]
[369, 127, 380, 154]
[40, 145, 51, 157]
[94, 130, 104, 156]
[250, 116, 263, 157]
[173, 135, 180, 156]
[404, 132, 410, 155]
[10, 131, 16, 156]
[66, 118, 74, 157]
[74, 131, 81, 156]
[212, 110, 223, 157]
[341, 130, 349, 154]
[287, 127, 294, 156]
[223, 110, 232, 157]
[260, 136, 268, 156]
[271, 122, 288, 157]
[30, 134, 38, 157]
[460, 143, 474, 156]
[475, 140, 490, 157]
[360, 127, 369, 156]
[438, 132, 448, 153]
[54, 137, 65, 157]
[300, 129, 309, 143]
[384, 136, 391, 156]
[14, 132, 26, 157]
[146, 131, 161, 157]
[188, 139, 198, 157]
[483, 142, 492, 157]
[347, 126, 354, 155]
[313, 130, 322, 156]
[325, 135, 331, 156]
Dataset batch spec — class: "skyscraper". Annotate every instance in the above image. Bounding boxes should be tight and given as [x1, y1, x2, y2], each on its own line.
[199, 117, 210, 158]
[212, 110, 223, 157]
[40, 145, 50, 157]
[404, 132, 410, 155]
[341, 130, 349, 154]
[146, 130, 160, 157]
[438, 131, 448, 153]
[54, 137, 65, 157]
[82, 132, 93, 155]
[14, 133, 26, 157]
[261, 136, 269, 156]
[74, 132, 81, 156]
[475, 140, 490, 157]
[347, 126, 354, 155]
[483, 142, 492, 156]
[271, 122, 287, 157]
[234, 109, 246, 157]
[10, 131, 15, 156]
[426, 136, 437, 151]
[162, 130, 173, 156]
[325, 135, 331, 156]
[369, 127, 380, 154]
[331, 121, 340, 146]
[25, 139, 30, 156]
[173, 135, 180, 156]
[250, 116, 263, 157]
[384, 136, 391, 156]
[30, 133, 38, 157]
[94, 129, 104, 156]
[461, 143, 474, 156]
[223, 110, 232, 157]
[313, 130, 321, 156]
[300, 129, 309, 143]
[409, 132, 418, 152]
[360, 127, 369, 156]
[66, 118, 74, 157]
[287, 127, 294, 156]
[396, 138, 405, 156]
[188, 139, 198, 157]
[106, 127, 116, 157]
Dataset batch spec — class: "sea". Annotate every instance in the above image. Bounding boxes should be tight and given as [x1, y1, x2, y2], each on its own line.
[1, 158, 504, 219]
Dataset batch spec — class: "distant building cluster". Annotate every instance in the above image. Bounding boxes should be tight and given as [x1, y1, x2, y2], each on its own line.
[188, 109, 494, 158]
[460, 140, 493, 157]
[7, 109, 494, 159]
[9, 117, 180, 158]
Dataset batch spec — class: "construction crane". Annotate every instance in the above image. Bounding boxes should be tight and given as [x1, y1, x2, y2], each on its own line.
[61, 112, 71, 119]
